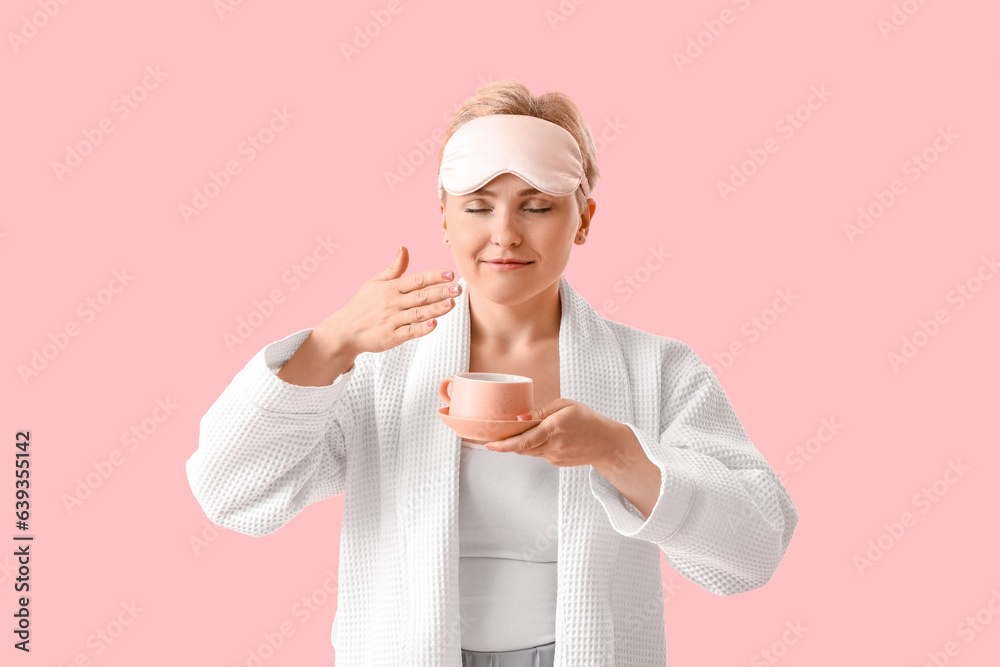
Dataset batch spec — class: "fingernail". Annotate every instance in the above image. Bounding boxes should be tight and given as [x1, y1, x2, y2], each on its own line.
[443, 270, 454, 279]
[516, 413, 531, 421]
[486, 445, 496, 451]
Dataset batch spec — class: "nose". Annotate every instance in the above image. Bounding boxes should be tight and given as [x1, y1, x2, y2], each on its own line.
[490, 206, 521, 247]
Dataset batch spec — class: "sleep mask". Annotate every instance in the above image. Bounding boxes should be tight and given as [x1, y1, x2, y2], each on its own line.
[438, 114, 591, 200]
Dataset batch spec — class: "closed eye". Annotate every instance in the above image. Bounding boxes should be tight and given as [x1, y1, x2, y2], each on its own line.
[464, 208, 552, 214]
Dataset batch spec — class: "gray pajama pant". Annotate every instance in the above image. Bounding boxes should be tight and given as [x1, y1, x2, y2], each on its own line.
[460, 641, 555, 666]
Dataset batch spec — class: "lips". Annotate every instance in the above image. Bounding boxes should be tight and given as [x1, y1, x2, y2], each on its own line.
[484, 260, 530, 264]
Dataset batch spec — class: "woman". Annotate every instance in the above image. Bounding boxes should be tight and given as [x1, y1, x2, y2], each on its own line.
[186, 80, 798, 667]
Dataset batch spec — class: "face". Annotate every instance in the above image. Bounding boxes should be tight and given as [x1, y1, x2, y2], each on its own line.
[440, 172, 595, 306]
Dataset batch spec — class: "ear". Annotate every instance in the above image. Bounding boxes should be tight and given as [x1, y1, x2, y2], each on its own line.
[577, 197, 595, 238]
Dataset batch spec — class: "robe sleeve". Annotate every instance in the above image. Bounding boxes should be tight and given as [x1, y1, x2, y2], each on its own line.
[589, 359, 798, 596]
[185, 328, 363, 537]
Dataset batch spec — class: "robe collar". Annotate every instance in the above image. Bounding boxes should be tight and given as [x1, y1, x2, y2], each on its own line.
[396, 273, 633, 666]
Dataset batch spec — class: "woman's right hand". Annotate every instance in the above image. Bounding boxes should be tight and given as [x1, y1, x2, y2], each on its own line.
[315, 245, 460, 357]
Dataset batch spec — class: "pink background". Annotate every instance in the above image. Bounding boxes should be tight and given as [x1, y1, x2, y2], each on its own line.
[3, 1, 999, 665]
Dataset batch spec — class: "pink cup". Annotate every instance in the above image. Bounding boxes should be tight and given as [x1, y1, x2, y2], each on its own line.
[438, 372, 534, 421]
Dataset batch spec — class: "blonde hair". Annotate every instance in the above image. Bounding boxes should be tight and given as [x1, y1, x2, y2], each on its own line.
[437, 79, 600, 214]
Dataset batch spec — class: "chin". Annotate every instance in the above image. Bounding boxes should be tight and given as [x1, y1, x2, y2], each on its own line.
[473, 271, 554, 304]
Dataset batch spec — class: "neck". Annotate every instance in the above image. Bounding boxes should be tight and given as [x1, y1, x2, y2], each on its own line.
[467, 278, 561, 352]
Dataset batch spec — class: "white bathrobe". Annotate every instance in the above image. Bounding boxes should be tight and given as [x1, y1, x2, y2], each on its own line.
[186, 273, 798, 667]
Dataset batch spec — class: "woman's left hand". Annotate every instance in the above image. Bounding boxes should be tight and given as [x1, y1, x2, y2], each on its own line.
[484, 398, 621, 468]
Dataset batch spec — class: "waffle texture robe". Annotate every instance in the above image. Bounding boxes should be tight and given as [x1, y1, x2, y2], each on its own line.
[186, 273, 799, 666]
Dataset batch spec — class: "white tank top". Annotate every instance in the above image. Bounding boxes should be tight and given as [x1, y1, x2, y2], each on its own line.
[458, 441, 559, 652]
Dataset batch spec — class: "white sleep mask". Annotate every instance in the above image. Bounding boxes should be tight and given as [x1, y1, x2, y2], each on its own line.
[438, 114, 590, 200]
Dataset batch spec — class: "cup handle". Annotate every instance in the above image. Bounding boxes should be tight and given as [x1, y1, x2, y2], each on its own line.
[438, 376, 453, 406]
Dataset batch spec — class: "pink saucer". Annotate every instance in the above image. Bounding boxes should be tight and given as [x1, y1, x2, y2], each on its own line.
[438, 407, 542, 448]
